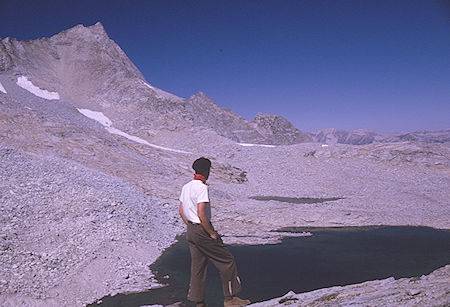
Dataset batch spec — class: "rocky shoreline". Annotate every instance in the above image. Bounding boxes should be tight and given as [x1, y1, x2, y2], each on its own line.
[250, 264, 450, 307]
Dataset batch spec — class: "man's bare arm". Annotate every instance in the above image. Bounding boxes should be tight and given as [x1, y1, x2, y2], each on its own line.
[197, 202, 217, 239]
[179, 202, 188, 225]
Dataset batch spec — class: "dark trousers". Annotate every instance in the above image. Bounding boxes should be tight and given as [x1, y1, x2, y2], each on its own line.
[186, 222, 242, 302]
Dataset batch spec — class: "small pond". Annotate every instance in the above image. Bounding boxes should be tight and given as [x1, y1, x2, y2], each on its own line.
[249, 196, 343, 204]
[93, 226, 450, 307]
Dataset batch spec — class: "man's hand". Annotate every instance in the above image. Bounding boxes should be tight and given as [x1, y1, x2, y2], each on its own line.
[179, 202, 188, 225]
[198, 202, 217, 239]
[210, 232, 218, 240]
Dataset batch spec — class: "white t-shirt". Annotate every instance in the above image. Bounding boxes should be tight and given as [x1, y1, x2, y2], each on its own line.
[179, 179, 211, 224]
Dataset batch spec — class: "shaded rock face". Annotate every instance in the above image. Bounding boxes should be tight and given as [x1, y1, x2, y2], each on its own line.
[0, 40, 14, 71]
[251, 113, 313, 145]
[0, 22, 310, 145]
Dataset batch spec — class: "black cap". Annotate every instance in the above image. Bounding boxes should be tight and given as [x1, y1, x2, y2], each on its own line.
[192, 157, 211, 174]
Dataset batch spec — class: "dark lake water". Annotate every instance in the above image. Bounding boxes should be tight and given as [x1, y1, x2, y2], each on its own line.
[93, 226, 450, 307]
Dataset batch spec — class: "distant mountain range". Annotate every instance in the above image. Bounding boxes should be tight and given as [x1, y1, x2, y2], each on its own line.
[311, 128, 450, 145]
[0, 22, 448, 145]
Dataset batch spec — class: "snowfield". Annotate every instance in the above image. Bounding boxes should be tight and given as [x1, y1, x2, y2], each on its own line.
[76, 108, 113, 127]
[239, 143, 276, 148]
[77, 108, 190, 154]
[16, 76, 60, 100]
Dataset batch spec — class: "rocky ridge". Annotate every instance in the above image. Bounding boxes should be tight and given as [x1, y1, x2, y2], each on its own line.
[1, 22, 446, 146]
[0, 22, 309, 146]
[313, 128, 450, 145]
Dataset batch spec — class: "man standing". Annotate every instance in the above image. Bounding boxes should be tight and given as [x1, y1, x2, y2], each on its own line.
[179, 157, 250, 307]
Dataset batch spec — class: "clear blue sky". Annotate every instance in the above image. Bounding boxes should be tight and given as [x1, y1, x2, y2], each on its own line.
[1, 0, 449, 133]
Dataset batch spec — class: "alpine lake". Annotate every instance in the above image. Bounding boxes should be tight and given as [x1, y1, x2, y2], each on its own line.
[92, 225, 450, 307]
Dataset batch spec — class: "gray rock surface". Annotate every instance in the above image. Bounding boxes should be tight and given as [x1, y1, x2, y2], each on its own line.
[250, 264, 450, 306]
[0, 145, 182, 306]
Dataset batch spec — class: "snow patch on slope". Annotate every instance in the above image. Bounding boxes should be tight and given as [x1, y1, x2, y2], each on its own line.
[0, 82, 6, 94]
[77, 108, 190, 154]
[239, 143, 276, 148]
[16, 76, 60, 100]
[76, 109, 112, 127]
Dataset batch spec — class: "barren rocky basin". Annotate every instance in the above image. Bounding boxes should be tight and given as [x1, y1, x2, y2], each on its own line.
[0, 23, 449, 306]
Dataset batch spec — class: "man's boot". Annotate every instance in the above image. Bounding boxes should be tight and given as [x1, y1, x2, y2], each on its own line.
[224, 296, 251, 307]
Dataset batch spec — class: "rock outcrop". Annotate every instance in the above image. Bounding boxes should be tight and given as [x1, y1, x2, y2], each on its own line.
[251, 112, 313, 144]
[182, 92, 266, 143]
[250, 265, 450, 307]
